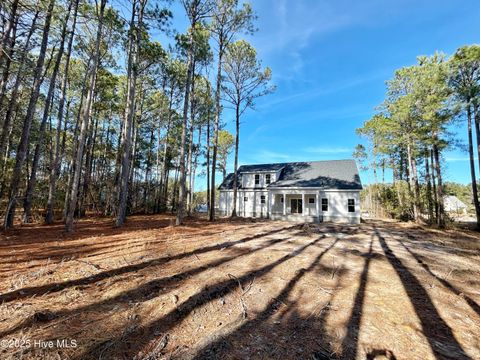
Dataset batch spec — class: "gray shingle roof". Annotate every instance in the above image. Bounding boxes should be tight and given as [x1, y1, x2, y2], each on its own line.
[219, 159, 362, 190]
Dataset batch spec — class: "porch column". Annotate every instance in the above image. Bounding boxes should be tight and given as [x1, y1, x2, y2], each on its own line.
[316, 192, 320, 217]
[302, 193, 305, 216]
[283, 193, 286, 215]
[267, 192, 271, 218]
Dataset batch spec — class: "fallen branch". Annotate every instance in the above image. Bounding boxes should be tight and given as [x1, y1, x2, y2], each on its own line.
[76, 259, 104, 271]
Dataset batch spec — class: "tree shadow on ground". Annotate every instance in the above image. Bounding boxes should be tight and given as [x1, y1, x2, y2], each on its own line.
[394, 234, 480, 318]
[3, 221, 475, 360]
[189, 236, 343, 360]
[0, 231, 299, 339]
[0, 224, 299, 304]
[340, 235, 374, 359]
[375, 227, 472, 360]
[75, 235, 331, 359]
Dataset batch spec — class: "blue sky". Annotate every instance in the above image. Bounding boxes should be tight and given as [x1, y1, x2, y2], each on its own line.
[153, 0, 480, 188]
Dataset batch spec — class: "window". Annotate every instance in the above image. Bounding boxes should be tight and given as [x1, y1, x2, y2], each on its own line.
[280, 196, 284, 203]
[321, 198, 328, 212]
[254, 174, 260, 185]
[348, 199, 355, 212]
[265, 174, 271, 184]
[308, 198, 315, 204]
[261, 195, 266, 204]
[291, 199, 303, 214]
[244, 197, 248, 202]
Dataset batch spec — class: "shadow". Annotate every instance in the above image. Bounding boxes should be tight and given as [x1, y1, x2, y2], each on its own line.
[220, 160, 362, 190]
[0, 220, 265, 268]
[270, 161, 362, 189]
[366, 349, 397, 360]
[340, 235, 374, 359]
[190, 235, 341, 359]
[77, 235, 329, 359]
[0, 224, 299, 303]
[394, 235, 480, 318]
[375, 227, 472, 360]
[0, 234, 296, 338]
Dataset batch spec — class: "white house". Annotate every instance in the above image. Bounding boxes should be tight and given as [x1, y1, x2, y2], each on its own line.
[218, 159, 363, 224]
[443, 195, 468, 215]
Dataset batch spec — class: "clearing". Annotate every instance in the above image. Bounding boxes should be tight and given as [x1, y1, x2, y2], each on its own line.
[0, 215, 479, 360]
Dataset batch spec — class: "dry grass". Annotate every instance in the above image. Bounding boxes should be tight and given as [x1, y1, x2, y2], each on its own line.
[0, 214, 479, 359]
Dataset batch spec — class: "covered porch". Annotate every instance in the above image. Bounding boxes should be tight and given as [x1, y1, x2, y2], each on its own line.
[269, 190, 322, 223]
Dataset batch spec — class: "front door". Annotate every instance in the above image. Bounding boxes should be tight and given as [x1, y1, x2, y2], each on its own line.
[291, 198, 302, 214]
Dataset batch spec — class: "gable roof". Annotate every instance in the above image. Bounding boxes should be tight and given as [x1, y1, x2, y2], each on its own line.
[219, 159, 362, 190]
[443, 195, 468, 210]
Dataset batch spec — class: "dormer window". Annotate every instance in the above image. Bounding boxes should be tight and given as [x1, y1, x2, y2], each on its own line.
[255, 174, 260, 185]
[265, 174, 271, 184]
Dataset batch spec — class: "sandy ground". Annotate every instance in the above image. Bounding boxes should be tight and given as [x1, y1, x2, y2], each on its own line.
[0, 214, 479, 360]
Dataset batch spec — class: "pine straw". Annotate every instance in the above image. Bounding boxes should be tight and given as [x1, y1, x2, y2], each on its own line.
[0, 214, 479, 359]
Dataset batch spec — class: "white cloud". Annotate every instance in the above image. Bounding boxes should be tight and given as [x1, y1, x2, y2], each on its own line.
[258, 69, 388, 110]
[445, 156, 476, 162]
[304, 146, 352, 154]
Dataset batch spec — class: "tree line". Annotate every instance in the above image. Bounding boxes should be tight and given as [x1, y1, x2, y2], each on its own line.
[0, 0, 273, 231]
[355, 46, 480, 229]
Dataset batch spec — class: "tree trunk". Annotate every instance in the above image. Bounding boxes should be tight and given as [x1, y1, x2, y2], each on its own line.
[4, 0, 55, 229]
[65, 0, 107, 232]
[206, 106, 211, 216]
[0, 13, 17, 118]
[116, 0, 145, 226]
[210, 39, 224, 222]
[191, 124, 202, 213]
[45, 0, 79, 224]
[159, 85, 174, 212]
[424, 148, 434, 223]
[432, 142, 445, 228]
[406, 139, 420, 221]
[63, 85, 86, 219]
[186, 64, 196, 216]
[430, 149, 438, 221]
[231, 100, 240, 217]
[0, 6, 40, 173]
[176, 25, 195, 226]
[0, 0, 19, 109]
[80, 113, 98, 216]
[144, 127, 155, 212]
[467, 104, 480, 229]
[0, 0, 18, 66]
[23, 0, 73, 222]
[474, 103, 480, 179]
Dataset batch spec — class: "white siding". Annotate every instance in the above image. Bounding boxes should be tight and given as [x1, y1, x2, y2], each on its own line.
[320, 191, 360, 223]
[220, 189, 361, 224]
[219, 190, 268, 217]
[241, 172, 278, 189]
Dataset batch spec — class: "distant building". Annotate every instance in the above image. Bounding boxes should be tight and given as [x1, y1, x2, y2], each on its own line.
[218, 159, 362, 224]
[443, 195, 468, 215]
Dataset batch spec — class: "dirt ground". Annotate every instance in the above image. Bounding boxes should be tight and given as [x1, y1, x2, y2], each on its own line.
[0, 214, 479, 360]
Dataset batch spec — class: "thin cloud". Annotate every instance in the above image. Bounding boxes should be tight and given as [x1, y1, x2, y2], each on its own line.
[445, 156, 477, 162]
[304, 146, 352, 154]
[258, 70, 388, 110]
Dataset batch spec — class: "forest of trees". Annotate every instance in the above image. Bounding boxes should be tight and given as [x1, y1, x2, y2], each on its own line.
[0, 0, 273, 231]
[355, 46, 480, 229]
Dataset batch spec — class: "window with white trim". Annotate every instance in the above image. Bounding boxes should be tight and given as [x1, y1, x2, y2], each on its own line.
[265, 174, 271, 184]
[254, 174, 260, 185]
[260, 195, 266, 204]
[308, 198, 315, 204]
[348, 199, 355, 212]
[244, 196, 248, 202]
[321, 198, 328, 212]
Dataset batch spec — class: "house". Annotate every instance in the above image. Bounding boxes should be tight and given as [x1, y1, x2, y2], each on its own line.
[443, 195, 468, 215]
[218, 159, 363, 224]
